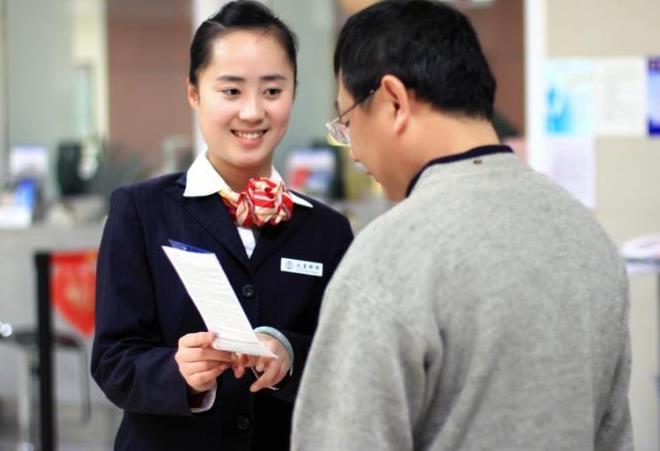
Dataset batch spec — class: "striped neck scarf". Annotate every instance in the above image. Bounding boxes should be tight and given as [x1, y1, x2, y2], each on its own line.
[219, 177, 294, 227]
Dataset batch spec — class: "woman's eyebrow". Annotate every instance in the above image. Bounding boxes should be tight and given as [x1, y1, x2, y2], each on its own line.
[260, 74, 288, 82]
[213, 74, 288, 83]
[215, 75, 246, 82]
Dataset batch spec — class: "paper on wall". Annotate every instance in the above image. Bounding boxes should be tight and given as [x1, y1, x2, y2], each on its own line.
[595, 58, 646, 136]
[545, 136, 596, 209]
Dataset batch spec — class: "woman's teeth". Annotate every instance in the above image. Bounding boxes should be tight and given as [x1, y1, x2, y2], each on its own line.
[233, 130, 265, 139]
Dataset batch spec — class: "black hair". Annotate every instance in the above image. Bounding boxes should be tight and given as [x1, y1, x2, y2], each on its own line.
[189, 0, 298, 88]
[334, 0, 496, 119]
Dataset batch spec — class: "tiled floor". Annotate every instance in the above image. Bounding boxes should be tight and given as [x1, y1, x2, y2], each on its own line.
[0, 438, 110, 451]
[0, 401, 119, 451]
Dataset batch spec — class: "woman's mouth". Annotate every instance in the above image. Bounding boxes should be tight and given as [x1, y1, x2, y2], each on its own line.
[232, 129, 267, 140]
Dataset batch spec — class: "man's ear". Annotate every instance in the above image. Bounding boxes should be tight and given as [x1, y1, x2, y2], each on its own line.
[187, 79, 200, 110]
[379, 74, 410, 134]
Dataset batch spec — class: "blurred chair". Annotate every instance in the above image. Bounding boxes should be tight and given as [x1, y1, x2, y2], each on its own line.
[0, 250, 96, 451]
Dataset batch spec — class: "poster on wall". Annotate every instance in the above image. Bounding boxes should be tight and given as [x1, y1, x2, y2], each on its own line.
[545, 136, 596, 209]
[51, 250, 98, 336]
[595, 58, 646, 136]
[545, 59, 595, 136]
[648, 56, 660, 136]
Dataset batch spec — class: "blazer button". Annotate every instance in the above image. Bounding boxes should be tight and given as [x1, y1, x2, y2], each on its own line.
[242, 284, 255, 299]
[236, 415, 251, 431]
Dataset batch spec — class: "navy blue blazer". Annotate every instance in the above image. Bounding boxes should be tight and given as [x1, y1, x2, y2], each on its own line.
[91, 173, 353, 451]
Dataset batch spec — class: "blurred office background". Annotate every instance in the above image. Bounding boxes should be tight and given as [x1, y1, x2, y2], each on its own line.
[0, 0, 658, 449]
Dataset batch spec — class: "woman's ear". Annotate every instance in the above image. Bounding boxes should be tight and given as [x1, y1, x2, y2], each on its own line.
[379, 74, 410, 134]
[187, 79, 200, 110]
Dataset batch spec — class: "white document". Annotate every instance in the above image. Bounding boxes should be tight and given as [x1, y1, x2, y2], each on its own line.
[545, 136, 596, 209]
[595, 58, 646, 136]
[162, 245, 275, 357]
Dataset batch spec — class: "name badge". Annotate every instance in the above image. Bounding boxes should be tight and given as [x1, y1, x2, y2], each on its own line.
[281, 258, 323, 277]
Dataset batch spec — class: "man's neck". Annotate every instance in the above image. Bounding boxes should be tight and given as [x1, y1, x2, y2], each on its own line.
[410, 113, 500, 166]
[390, 112, 500, 200]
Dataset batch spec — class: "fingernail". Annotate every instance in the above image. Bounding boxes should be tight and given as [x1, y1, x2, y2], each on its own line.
[256, 364, 264, 372]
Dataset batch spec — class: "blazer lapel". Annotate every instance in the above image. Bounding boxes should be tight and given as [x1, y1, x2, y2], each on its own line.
[249, 203, 312, 271]
[165, 176, 249, 268]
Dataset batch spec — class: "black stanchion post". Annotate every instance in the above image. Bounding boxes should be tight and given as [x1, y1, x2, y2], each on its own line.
[35, 252, 55, 451]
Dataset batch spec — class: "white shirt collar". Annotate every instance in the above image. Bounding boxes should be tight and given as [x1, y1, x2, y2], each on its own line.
[183, 152, 313, 208]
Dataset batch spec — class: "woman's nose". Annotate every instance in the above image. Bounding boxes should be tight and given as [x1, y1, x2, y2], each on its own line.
[238, 96, 265, 122]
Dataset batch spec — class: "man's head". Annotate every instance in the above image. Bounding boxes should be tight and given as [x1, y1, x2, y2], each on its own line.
[332, 0, 498, 200]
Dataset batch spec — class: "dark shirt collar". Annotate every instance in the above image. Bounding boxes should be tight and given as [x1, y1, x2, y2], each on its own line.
[405, 144, 513, 197]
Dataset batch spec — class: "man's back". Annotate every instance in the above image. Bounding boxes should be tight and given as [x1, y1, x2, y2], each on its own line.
[292, 153, 632, 451]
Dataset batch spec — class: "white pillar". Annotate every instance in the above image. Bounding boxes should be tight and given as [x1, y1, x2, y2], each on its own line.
[0, 0, 7, 182]
[524, 0, 547, 172]
[191, 0, 226, 156]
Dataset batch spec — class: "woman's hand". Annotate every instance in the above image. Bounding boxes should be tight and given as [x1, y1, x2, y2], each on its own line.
[234, 333, 291, 392]
[175, 331, 235, 393]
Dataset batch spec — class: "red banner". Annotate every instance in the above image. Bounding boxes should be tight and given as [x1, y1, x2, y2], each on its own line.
[50, 250, 97, 337]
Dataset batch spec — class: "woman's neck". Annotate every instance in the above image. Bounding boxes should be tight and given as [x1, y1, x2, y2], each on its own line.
[207, 155, 272, 192]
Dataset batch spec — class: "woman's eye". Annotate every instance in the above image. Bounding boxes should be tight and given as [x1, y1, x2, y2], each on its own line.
[221, 88, 240, 97]
[264, 88, 282, 97]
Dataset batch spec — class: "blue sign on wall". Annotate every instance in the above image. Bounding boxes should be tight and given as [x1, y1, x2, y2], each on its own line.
[648, 57, 660, 136]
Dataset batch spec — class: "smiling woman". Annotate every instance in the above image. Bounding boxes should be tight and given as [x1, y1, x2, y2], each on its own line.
[90, 2, 353, 451]
[187, 29, 295, 191]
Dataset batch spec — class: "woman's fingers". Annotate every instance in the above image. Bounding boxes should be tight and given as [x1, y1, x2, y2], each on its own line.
[183, 361, 226, 377]
[176, 333, 234, 364]
[250, 358, 285, 392]
[178, 331, 216, 348]
[188, 364, 227, 393]
[175, 332, 235, 393]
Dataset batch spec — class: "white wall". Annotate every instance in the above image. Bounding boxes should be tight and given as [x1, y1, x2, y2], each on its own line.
[71, 0, 108, 139]
[527, 1, 660, 449]
[0, 0, 107, 190]
[0, 0, 7, 182]
[270, 0, 336, 171]
[6, 0, 76, 199]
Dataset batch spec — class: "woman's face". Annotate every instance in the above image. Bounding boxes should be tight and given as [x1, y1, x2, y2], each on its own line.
[188, 29, 295, 178]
